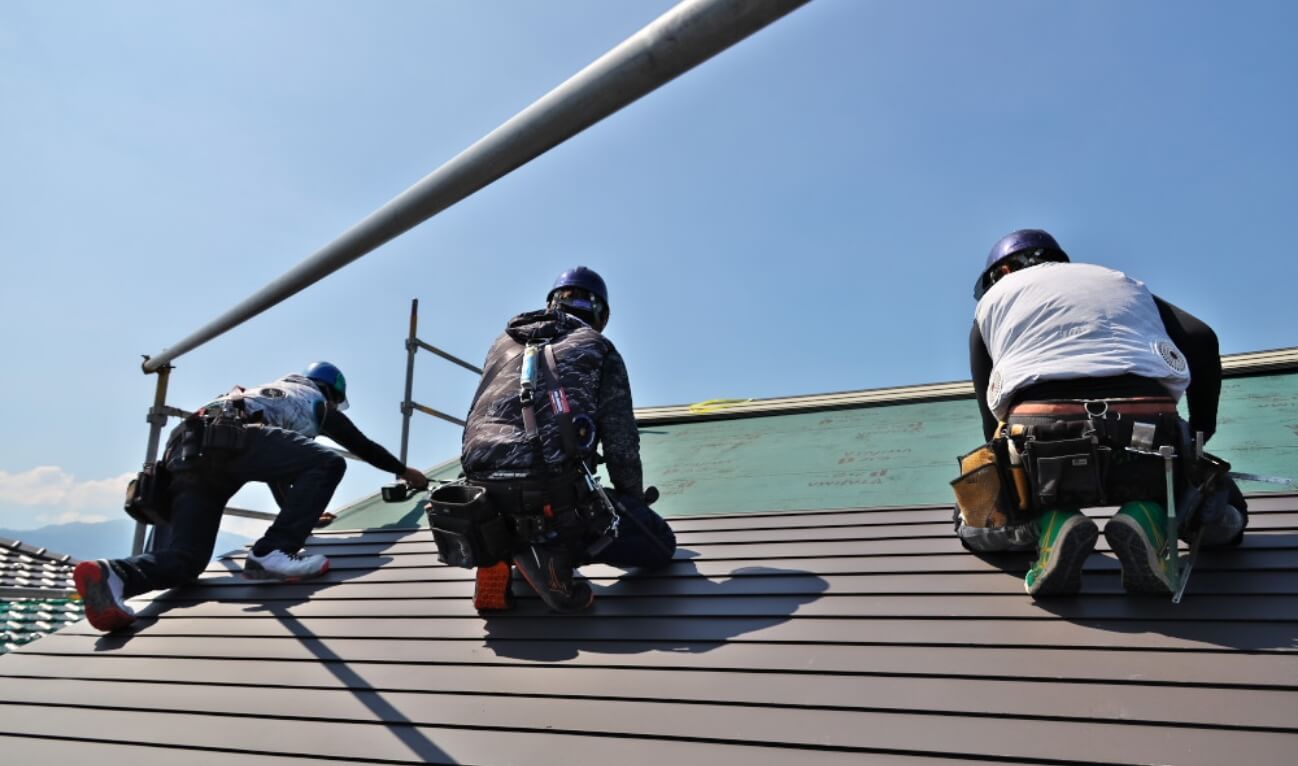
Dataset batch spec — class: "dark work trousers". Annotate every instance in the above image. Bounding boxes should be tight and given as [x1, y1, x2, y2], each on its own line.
[591, 491, 677, 569]
[115, 425, 346, 599]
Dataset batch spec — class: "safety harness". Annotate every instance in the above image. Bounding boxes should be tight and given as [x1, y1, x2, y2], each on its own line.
[427, 339, 619, 569]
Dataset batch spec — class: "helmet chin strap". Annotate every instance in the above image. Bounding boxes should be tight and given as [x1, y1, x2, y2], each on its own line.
[549, 296, 607, 331]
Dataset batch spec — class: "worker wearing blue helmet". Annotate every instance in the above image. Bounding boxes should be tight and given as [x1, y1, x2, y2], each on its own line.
[75, 362, 428, 632]
[955, 229, 1247, 598]
[453, 266, 676, 613]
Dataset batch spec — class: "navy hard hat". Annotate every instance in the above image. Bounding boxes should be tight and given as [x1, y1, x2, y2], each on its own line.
[547, 266, 609, 307]
[973, 229, 1070, 299]
[304, 361, 348, 411]
[547, 266, 610, 327]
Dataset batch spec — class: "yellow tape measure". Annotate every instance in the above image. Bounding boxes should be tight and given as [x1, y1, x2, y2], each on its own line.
[687, 398, 753, 414]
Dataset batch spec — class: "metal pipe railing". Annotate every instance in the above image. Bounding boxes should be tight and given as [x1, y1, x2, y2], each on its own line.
[399, 300, 420, 465]
[409, 402, 467, 429]
[399, 298, 482, 463]
[132, 365, 172, 555]
[415, 339, 482, 376]
[141, 0, 809, 374]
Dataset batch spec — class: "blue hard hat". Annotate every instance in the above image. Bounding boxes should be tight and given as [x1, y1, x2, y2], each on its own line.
[304, 361, 348, 411]
[973, 229, 1070, 299]
[547, 266, 610, 326]
[548, 266, 609, 307]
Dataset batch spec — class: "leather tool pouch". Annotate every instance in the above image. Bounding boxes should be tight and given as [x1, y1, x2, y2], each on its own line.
[950, 437, 1023, 529]
[201, 418, 247, 453]
[426, 482, 513, 568]
[1021, 435, 1110, 511]
[124, 462, 173, 526]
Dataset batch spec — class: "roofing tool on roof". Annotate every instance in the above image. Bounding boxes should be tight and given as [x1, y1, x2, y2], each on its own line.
[1228, 471, 1296, 488]
[578, 462, 622, 558]
[1146, 433, 1260, 604]
[1159, 445, 1182, 595]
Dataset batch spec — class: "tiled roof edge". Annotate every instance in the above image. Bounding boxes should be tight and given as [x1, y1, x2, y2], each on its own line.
[0, 536, 79, 566]
[0, 586, 77, 599]
[635, 347, 1298, 424]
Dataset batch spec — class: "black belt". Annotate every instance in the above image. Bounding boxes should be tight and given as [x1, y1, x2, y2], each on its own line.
[469, 471, 585, 515]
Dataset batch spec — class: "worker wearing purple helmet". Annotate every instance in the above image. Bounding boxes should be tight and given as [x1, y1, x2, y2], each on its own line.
[958, 229, 1246, 597]
[457, 266, 675, 613]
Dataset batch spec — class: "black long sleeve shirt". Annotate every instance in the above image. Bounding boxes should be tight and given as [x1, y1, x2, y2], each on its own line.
[320, 410, 407, 477]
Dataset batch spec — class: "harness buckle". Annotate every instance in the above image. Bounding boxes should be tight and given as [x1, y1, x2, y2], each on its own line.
[1131, 421, 1158, 452]
[1083, 399, 1109, 418]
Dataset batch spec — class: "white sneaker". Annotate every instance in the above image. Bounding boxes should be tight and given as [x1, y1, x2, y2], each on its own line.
[243, 549, 330, 582]
[74, 560, 138, 632]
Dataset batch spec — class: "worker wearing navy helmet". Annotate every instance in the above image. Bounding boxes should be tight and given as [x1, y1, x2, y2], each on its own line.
[957, 229, 1247, 597]
[457, 266, 676, 613]
[75, 362, 429, 632]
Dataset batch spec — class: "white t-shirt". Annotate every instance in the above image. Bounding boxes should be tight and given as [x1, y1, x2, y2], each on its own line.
[211, 374, 329, 438]
[975, 262, 1191, 419]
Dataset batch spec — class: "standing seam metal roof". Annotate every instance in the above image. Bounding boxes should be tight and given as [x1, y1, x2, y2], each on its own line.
[2, 355, 1296, 763]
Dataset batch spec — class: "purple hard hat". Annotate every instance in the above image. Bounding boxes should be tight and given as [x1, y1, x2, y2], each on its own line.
[973, 229, 1070, 299]
[548, 266, 608, 307]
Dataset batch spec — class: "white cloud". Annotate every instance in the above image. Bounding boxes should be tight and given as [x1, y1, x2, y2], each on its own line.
[0, 466, 309, 540]
[0, 466, 134, 511]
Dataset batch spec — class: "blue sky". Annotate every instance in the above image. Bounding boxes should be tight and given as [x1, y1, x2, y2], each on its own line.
[2, 1, 1296, 540]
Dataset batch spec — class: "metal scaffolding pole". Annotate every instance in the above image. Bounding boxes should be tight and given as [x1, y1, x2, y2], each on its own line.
[141, 0, 809, 374]
[131, 365, 172, 555]
[398, 298, 483, 464]
[399, 299, 419, 466]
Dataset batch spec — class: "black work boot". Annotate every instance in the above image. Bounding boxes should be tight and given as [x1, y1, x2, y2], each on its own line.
[512, 544, 593, 613]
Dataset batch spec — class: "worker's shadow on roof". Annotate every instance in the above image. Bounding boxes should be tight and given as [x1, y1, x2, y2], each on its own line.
[1027, 532, 1298, 651]
[91, 532, 396, 651]
[480, 549, 829, 662]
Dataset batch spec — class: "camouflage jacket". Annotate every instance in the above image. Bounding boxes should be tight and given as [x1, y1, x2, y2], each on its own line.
[461, 310, 643, 496]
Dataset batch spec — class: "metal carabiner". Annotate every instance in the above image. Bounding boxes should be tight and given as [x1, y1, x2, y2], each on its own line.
[1083, 399, 1109, 418]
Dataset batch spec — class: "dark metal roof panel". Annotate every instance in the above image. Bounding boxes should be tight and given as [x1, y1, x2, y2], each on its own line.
[3, 497, 1297, 764]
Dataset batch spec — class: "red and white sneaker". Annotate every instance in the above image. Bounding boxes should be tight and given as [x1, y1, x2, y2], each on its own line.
[74, 560, 137, 632]
[243, 549, 330, 582]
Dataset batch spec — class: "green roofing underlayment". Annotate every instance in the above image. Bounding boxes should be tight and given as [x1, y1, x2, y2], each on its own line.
[333, 368, 1298, 528]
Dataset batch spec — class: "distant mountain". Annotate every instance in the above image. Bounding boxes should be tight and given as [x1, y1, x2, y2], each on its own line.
[0, 519, 251, 562]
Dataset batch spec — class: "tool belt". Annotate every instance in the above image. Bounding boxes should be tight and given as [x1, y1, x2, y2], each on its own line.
[124, 461, 173, 526]
[164, 402, 253, 473]
[951, 434, 1029, 530]
[953, 398, 1186, 528]
[427, 470, 609, 569]
[425, 482, 514, 569]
